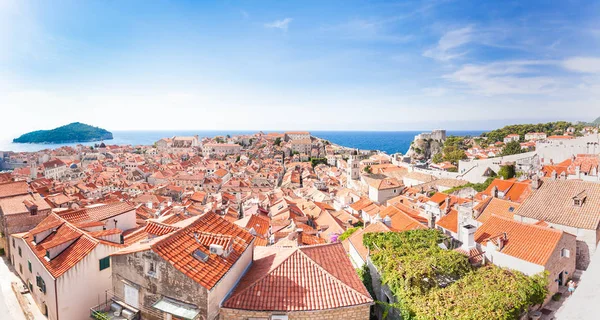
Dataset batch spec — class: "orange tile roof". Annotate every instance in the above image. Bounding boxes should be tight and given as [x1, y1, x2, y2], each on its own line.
[436, 209, 458, 233]
[482, 179, 531, 203]
[474, 197, 520, 224]
[223, 243, 372, 311]
[58, 202, 135, 224]
[475, 215, 569, 266]
[0, 181, 29, 198]
[429, 192, 448, 205]
[244, 214, 270, 236]
[349, 198, 373, 211]
[369, 177, 403, 190]
[379, 206, 427, 232]
[151, 212, 254, 290]
[22, 214, 98, 278]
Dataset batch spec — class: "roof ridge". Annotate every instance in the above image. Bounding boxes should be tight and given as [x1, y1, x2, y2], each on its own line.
[489, 214, 563, 234]
[296, 246, 372, 301]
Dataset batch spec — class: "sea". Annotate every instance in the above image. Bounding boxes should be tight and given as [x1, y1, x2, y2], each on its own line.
[0, 130, 484, 155]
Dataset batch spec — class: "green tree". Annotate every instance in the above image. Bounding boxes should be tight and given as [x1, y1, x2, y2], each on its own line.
[498, 164, 516, 180]
[501, 140, 523, 156]
[338, 227, 359, 242]
[444, 149, 467, 165]
[364, 165, 372, 174]
[432, 153, 443, 164]
[274, 137, 282, 146]
[310, 158, 328, 168]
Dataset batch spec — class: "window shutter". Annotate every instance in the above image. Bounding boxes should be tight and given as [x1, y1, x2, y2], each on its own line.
[99, 257, 110, 271]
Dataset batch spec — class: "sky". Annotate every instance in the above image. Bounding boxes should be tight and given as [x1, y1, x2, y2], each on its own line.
[1, 0, 600, 137]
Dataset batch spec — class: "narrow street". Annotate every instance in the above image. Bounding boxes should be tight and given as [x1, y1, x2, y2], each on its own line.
[0, 256, 27, 320]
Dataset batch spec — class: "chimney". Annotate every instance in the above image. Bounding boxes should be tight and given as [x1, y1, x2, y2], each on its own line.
[531, 175, 541, 189]
[551, 170, 557, 180]
[498, 232, 508, 250]
[461, 224, 476, 250]
[444, 197, 450, 210]
[383, 215, 392, 227]
[429, 213, 437, 229]
[575, 166, 581, 177]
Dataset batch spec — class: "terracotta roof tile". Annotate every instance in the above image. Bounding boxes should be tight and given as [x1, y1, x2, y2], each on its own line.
[437, 209, 458, 233]
[475, 215, 569, 265]
[515, 179, 600, 229]
[58, 202, 135, 224]
[23, 214, 98, 278]
[151, 212, 254, 290]
[0, 181, 29, 198]
[223, 244, 372, 311]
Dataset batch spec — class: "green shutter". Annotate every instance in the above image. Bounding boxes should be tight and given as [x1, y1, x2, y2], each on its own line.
[18, 247, 22, 257]
[28, 261, 31, 272]
[99, 257, 110, 271]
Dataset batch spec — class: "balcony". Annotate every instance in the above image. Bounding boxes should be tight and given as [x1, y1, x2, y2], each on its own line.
[90, 292, 140, 320]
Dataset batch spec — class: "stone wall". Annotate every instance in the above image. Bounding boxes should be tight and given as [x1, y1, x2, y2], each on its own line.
[219, 304, 371, 320]
[112, 250, 208, 320]
[1, 209, 51, 256]
[544, 233, 577, 295]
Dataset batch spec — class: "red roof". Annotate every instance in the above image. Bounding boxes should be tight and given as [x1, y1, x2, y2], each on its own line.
[475, 215, 570, 266]
[0, 181, 29, 198]
[436, 209, 458, 233]
[21, 214, 98, 278]
[223, 243, 373, 311]
[151, 212, 254, 290]
[58, 202, 134, 224]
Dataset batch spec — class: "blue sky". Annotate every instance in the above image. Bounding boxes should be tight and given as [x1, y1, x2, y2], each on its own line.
[1, 0, 599, 136]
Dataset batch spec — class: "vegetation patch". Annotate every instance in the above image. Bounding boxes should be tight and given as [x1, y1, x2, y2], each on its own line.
[363, 229, 547, 320]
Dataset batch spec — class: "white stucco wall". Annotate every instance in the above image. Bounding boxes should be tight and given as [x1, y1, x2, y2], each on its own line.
[57, 243, 119, 320]
[207, 242, 254, 320]
[483, 243, 545, 276]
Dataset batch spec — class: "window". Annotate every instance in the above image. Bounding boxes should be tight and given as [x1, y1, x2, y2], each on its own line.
[561, 248, 570, 258]
[28, 261, 32, 273]
[146, 261, 158, 278]
[19, 263, 22, 274]
[99, 257, 110, 271]
[12, 238, 15, 248]
[18, 246, 22, 257]
[36, 275, 46, 294]
[28, 280, 33, 292]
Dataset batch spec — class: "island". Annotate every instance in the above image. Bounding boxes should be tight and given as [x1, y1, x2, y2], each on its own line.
[13, 122, 113, 144]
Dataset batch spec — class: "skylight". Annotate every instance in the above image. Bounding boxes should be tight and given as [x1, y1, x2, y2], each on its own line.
[192, 249, 209, 263]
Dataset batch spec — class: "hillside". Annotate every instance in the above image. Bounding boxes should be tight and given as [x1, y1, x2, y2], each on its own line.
[13, 122, 113, 144]
[480, 121, 583, 143]
[593, 117, 600, 125]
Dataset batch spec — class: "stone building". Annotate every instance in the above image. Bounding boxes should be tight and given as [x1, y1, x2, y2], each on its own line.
[111, 212, 254, 320]
[202, 143, 242, 158]
[284, 131, 311, 141]
[0, 181, 52, 255]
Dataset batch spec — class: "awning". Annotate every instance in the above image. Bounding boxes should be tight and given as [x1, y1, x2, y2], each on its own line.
[152, 297, 200, 320]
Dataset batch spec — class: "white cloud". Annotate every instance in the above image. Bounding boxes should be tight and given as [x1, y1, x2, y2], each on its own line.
[264, 18, 293, 31]
[444, 60, 560, 95]
[423, 26, 473, 61]
[562, 57, 600, 74]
